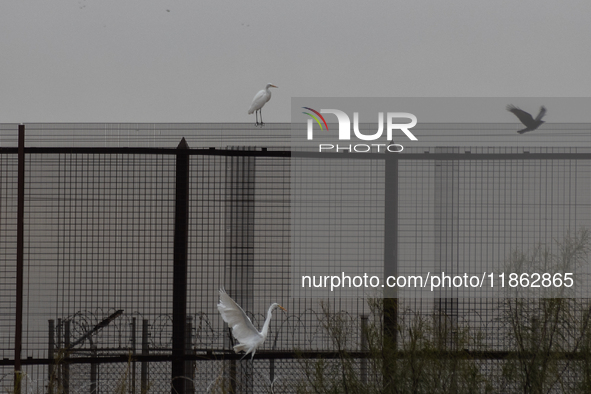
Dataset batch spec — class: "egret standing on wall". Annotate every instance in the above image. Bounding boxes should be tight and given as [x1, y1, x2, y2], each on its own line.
[248, 83, 278, 127]
[217, 287, 286, 360]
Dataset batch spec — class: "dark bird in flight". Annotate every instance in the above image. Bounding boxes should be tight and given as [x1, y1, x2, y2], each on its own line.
[506, 105, 547, 134]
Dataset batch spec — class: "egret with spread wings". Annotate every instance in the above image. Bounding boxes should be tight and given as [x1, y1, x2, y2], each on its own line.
[217, 287, 286, 360]
[507, 104, 547, 134]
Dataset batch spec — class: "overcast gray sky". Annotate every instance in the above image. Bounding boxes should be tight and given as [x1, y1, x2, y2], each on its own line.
[1, 0, 590, 123]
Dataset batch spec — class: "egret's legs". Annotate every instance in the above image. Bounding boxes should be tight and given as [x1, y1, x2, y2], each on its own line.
[255, 110, 263, 127]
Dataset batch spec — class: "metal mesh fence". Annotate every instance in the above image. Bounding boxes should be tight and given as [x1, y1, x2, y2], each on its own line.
[1, 123, 591, 393]
[0, 154, 18, 361]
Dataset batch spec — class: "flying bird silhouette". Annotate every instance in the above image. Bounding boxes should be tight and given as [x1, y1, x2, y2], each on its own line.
[506, 105, 547, 134]
[217, 287, 286, 360]
[248, 83, 277, 127]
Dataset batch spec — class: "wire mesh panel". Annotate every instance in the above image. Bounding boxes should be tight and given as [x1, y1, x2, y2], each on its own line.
[23, 153, 176, 353]
[0, 150, 178, 391]
[0, 154, 18, 361]
[2, 124, 591, 393]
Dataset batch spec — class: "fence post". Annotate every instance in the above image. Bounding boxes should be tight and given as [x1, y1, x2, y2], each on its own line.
[57, 319, 62, 390]
[131, 317, 136, 394]
[90, 339, 97, 394]
[172, 138, 190, 394]
[14, 124, 25, 394]
[48, 320, 55, 393]
[230, 358, 237, 394]
[383, 155, 398, 389]
[185, 316, 194, 393]
[360, 315, 368, 386]
[269, 359, 274, 390]
[64, 321, 70, 394]
[141, 320, 149, 393]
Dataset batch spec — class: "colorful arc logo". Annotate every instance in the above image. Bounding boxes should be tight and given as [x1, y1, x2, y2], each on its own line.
[302, 107, 329, 131]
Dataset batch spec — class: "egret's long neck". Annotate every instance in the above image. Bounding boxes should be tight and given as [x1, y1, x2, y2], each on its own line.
[260, 306, 275, 339]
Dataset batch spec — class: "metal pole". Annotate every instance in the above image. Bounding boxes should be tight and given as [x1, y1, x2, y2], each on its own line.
[383, 156, 398, 389]
[57, 319, 62, 390]
[269, 359, 274, 389]
[185, 316, 194, 393]
[360, 315, 368, 386]
[14, 124, 25, 394]
[141, 320, 149, 393]
[172, 138, 190, 394]
[90, 339, 96, 394]
[131, 317, 136, 394]
[383, 156, 398, 300]
[48, 320, 55, 394]
[64, 321, 70, 394]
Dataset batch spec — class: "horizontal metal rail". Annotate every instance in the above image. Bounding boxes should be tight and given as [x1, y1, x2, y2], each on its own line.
[0, 147, 591, 160]
[3, 350, 591, 366]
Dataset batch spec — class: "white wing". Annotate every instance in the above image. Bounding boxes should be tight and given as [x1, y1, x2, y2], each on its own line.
[217, 288, 262, 344]
[248, 89, 269, 114]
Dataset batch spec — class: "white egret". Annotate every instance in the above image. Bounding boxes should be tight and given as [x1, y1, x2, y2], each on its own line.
[217, 287, 286, 360]
[507, 105, 547, 134]
[248, 83, 278, 127]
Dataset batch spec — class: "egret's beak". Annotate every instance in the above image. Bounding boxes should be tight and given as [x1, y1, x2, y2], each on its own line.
[279, 305, 286, 311]
[271, 85, 278, 88]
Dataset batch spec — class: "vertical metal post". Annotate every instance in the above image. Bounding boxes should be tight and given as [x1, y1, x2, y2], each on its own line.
[48, 320, 55, 394]
[360, 315, 368, 386]
[131, 317, 136, 394]
[90, 340, 97, 394]
[64, 321, 70, 394]
[14, 124, 25, 394]
[224, 147, 256, 394]
[383, 156, 398, 389]
[269, 359, 274, 389]
[172, 138, 190, 394]
[141, 320, 149, 393]
[57, 319, 62, 390]
[229, 359, 237, 394]
[383, 156, 398, 300]
[185, 316, 194, 393]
